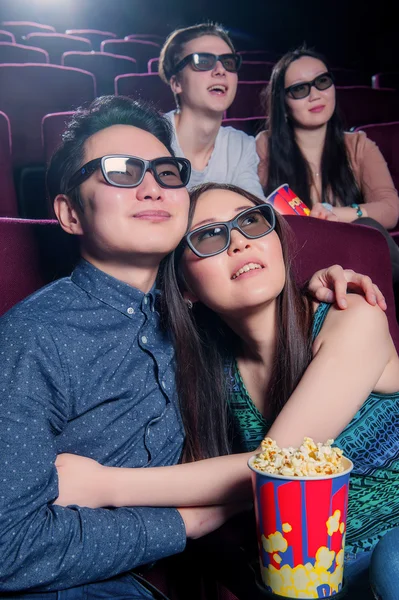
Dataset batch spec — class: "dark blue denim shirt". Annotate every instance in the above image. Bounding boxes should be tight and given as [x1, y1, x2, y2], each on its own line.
[0, 260, 186, 593]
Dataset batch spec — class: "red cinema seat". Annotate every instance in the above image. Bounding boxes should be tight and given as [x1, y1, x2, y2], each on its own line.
[0, 64, 95, 168]
[285, 215, 399, 348]
[0, 21, 55, 42]
[239, 61, 274, 81]
[0, 42, 49, 63]
[238, 50, 278, 62]
[62, 51, 137, 96]
[330, 68, 371, 86]
[115, 73, 175, 113]
[125, 34, 165, 44]
[372, 72, 399, 91]
[101, 39, 160, 72]
[0, 217, 79, 316]
[226, 81, 268, 119]
[336, 86, 399, 129]
[0, 111, 18, 217]
[148, 57, 159, 73]
[0, 30, 16, 43]
[24, 33, 91, 64]
[65, 29, 117, 51]
[41, 111, 75, 163]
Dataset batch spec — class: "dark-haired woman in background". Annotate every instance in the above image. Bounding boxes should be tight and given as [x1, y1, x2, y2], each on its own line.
[256, 47, 399, 280]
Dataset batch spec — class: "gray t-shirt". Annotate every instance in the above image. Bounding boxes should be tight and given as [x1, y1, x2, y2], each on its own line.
[164, 110, 265, 199]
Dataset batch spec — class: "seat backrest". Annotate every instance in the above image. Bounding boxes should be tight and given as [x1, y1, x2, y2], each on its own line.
[0, 217, 80, 316]
[62, 51, 137, 96]
[336, 86, 399, 128]
[0, 21, 55, 42]
[226, 81, 268, 119]
[238, 50, 277, 62]
[0, 64, 95, 168]
[0, 41, 49, 63]
[353, 121, 399, 191]
[115, 73, 175, 113]
[0, 111, 18, 217]
[222, 116, 264, 136]
[25, 33, 92, 64]
[101, 39, 160, 72]
[148, 57, 159, 73]
[285, 215, 399, 350]
[65, 29, 117, 51]
[125, 33, 165, 44]
[372, 72, 399, 91]
[0, 30, 16, 43]
[330, 68, 371, 86]
[239, 61, 274, 81]
[41, 111, 75, 163]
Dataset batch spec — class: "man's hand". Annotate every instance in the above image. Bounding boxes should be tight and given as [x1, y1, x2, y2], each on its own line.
[178, 503, 250, 539]
[308, 265, 387, 310]
[310, 203, 338, 221]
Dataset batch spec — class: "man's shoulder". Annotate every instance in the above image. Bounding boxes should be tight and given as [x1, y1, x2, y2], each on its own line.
[218, 124, 256, 154]
[1, 276, 76, 329]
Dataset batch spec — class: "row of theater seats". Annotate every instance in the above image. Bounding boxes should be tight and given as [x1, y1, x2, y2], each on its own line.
[1, 21, 398, 86]
[1, 211, 398, 347]
[1, 61, 399, 168]
[1, 33, 399, 88]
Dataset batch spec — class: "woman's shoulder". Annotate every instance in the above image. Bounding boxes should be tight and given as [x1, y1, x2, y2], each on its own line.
[344, 130, 376, 158]
[313, 295, 390, 352]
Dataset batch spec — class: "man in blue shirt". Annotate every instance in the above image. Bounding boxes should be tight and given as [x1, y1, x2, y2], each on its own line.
[0, 96, 236, 599]
[0, 96, 386, 599]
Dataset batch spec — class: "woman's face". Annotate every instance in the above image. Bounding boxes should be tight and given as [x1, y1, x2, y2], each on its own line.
[284, 56, 336, 129]
[171, 35, 238, 114]
[181, 189, 286, 317]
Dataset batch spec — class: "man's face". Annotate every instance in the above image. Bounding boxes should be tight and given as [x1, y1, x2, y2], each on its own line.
[71, 124, 190, 265]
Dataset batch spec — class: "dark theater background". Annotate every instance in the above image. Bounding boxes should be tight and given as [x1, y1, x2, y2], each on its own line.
[0, 0, 397, 71]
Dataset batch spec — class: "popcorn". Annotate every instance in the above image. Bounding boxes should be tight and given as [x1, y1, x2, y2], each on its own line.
[251, 436, 345, 477]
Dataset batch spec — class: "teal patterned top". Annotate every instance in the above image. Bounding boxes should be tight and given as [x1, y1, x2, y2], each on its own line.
[228, 302, 399, 555]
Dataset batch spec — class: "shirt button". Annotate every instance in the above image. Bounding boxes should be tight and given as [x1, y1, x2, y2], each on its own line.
[162, 381, 166, 389]
[144, 296, 148, 305]
[141, 336, 148, 344]
[127, 307, 134, 315]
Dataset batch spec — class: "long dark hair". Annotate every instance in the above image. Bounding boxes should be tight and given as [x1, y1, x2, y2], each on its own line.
[159, 183, 313, 462]
[263, 47, 362, 208]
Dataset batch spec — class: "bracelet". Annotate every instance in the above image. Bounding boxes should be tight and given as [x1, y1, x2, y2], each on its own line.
[351, 203, 363, 218]
[322, 202, 334, 212]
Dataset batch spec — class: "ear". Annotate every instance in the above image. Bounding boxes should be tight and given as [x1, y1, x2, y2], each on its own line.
[53, 194, 84, 236]
[182, 288, 198, 305]
[170, 74, 182, 95]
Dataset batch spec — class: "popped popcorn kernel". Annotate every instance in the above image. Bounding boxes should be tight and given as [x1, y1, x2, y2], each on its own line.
[252, 437, 345, 477]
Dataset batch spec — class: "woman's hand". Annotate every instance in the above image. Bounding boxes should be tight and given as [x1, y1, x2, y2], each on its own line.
[310, 203, 339, 221]
[55, 453, 111, 508]
[308, 265, 387, 310]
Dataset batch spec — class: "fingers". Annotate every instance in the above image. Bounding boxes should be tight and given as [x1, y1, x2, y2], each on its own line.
[347, 275, 387, 311]
[310, 204, 338, 221]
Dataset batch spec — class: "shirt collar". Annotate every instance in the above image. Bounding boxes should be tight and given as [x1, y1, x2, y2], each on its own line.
[71, 259, 158, 317]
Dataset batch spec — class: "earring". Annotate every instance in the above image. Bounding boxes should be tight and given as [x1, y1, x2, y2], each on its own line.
[186, 299, 193, 310]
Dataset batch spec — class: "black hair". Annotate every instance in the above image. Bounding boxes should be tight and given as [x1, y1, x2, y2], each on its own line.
[160, 182, 313, 462]
[262, 46, 362, 208]
[46, 95, 175, 210]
